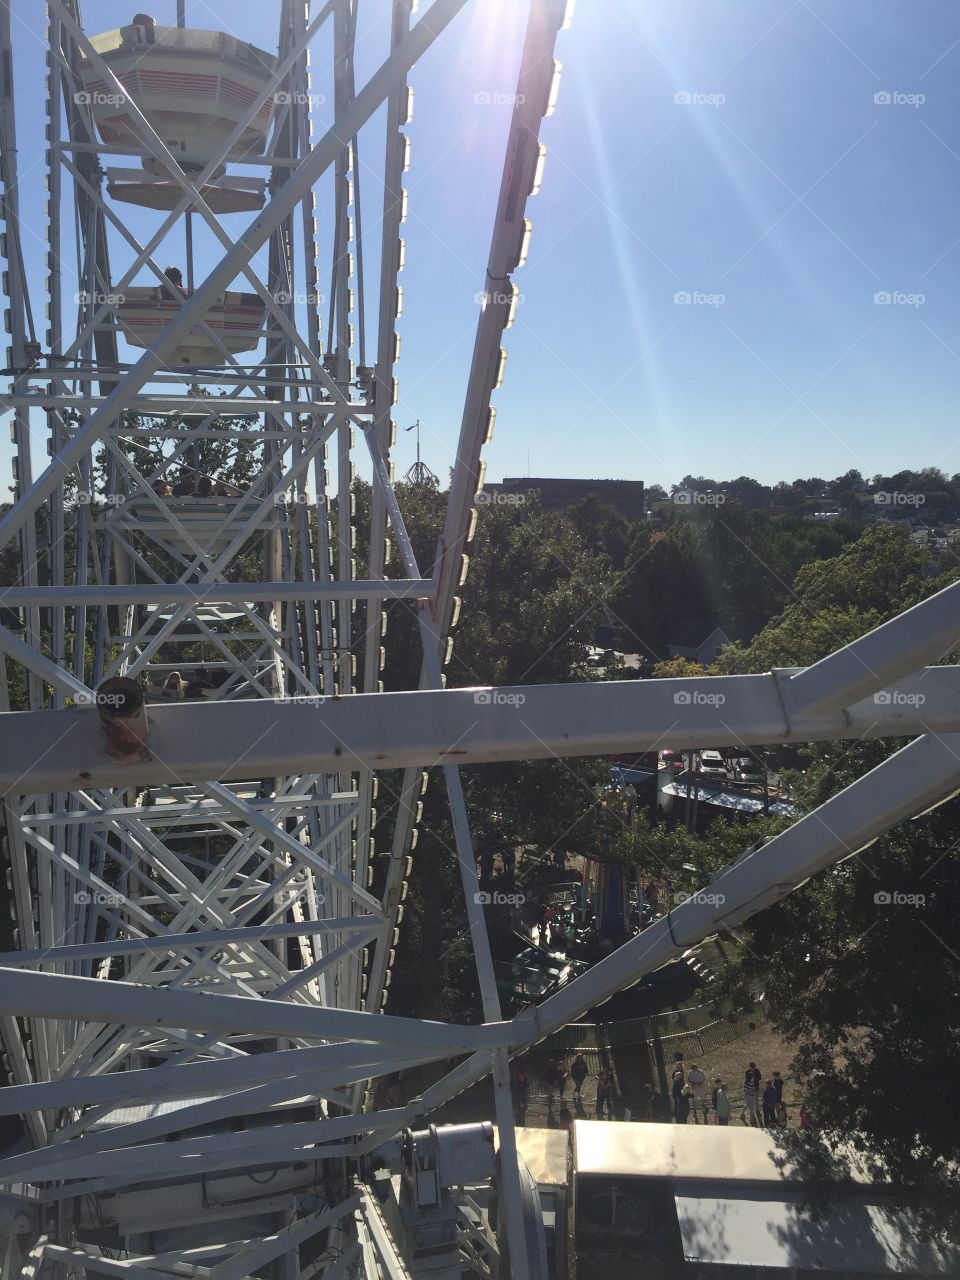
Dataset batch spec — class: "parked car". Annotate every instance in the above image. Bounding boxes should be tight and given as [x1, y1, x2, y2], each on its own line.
[697, 749, 727, 779]
[660, 748, 687, 772]
[727, 755, 765, 785]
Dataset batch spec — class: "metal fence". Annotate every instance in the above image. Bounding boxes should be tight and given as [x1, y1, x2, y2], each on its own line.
[539, 1002, 764, 1054]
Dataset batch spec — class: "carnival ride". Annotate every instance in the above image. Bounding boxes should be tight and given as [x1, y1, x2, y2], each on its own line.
[0, 3, 957, 1278]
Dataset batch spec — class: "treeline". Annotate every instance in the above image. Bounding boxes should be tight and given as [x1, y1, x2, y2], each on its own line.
[650, 466, 960, 522]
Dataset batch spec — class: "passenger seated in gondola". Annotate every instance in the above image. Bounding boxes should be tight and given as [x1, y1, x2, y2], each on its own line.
[152, 479, 173, 497]
[160, 265, 185, 300]
[149, 671, 187, 701]
[186, 667, 217, 699]
[171, 473, 195, 496]
[196, 475, 214, 497]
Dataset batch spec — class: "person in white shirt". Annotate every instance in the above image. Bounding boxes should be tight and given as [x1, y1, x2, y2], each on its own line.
[687, 1063, 707, 1124]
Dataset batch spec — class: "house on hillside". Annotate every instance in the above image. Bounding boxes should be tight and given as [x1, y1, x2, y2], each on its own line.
[666, 623, 732, 665]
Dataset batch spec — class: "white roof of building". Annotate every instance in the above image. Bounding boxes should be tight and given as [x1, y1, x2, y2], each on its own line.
[572, 1121, 874, 1185]
[675, 1189, 960, 1273]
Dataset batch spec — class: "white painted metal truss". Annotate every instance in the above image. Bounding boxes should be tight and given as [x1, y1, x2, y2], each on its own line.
[0, 2, 955, 1279]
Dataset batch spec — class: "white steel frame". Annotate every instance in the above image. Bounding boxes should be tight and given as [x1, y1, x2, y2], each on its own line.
[0, 2, 957, 1279]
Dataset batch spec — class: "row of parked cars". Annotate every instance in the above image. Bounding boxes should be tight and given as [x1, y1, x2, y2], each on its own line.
[660, 748, 766, 786]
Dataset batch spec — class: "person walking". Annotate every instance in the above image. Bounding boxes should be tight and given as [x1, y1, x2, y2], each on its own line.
[687, 1063, 707, 1124]
[672, 1068, 685, 1123]
[570, 1053, 589, 1103]
[799, 1104, 812, 1130]
[545, 1056, 567, 1101]
[741, 1069, 759, 1126]
[711, 1077, 722, 1117]
[762, 1079, 778, 1127]
[772, 1070, 784, 1106]
[744, 1062, 762, 1123]
[595, 1067, 614, 1120]
[638, 1083, 654, 1122]
[715, 1083, 732, 1126]
[677, 1085, 692, 1124]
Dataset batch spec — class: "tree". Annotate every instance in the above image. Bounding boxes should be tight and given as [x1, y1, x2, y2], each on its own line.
[716, 524, 944, 672]
[701, 528, 960, 1229]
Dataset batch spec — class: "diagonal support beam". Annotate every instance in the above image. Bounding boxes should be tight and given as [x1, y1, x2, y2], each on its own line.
[420, 730, 960, 1111]
[0, 966, 514, 1051]
[784, 577, 960, 717]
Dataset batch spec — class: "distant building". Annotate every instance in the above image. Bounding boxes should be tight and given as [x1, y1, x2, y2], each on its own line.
[666, 623, 731, 665]
[482, 476, 645, 519]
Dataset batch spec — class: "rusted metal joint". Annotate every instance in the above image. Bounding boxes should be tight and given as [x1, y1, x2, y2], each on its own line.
[96, 677, 150, 761]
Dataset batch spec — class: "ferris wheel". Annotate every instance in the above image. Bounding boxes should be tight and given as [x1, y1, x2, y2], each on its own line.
[0, 2, 575, 1276]
[0, 3, 959, 1280]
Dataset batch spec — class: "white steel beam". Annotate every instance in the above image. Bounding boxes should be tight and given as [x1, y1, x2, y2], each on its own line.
[1, 664, 956, 792]
[0, 1043, 443, 1117]
[0, 967, 512, 1050]
[0, 918, 378, 968]
[1, 1106, 414, 1185]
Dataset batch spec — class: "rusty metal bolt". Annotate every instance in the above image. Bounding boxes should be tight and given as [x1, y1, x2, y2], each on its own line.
[96, 677, 150, 760]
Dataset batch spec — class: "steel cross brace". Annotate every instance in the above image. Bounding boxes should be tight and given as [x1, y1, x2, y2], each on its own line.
[1, 661, 956, 791]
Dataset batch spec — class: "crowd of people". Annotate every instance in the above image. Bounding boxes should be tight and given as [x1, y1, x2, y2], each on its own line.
[668, 1056, 804, 1128]
[513, 1049, 811, 1131]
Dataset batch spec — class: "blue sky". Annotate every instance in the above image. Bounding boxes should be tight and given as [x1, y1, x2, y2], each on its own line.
[5, 0, 960, 492]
